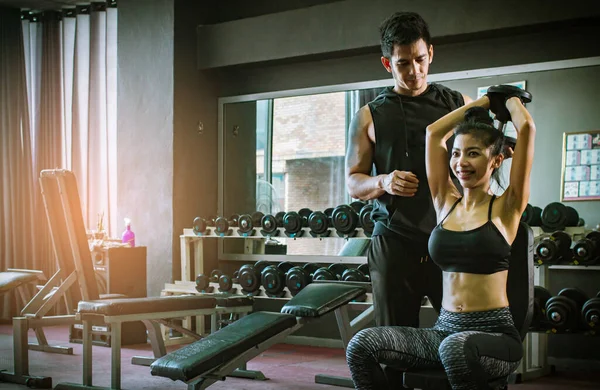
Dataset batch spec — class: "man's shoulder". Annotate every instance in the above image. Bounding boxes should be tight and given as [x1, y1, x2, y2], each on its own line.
[429, 83, 465, 107]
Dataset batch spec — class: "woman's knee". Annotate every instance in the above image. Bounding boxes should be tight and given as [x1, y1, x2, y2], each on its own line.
[346, 328, 378, 364]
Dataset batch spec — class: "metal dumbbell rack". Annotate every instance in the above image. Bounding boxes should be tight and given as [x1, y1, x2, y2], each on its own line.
[167, 226, 373, 347]
[518, 226, 600, 382]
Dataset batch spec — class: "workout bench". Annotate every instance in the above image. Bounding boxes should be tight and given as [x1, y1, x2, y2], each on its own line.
[0, 169, 253, 390]
[149, 282, 366, 389]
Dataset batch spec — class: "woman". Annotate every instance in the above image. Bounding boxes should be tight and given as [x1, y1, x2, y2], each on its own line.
[346, 93, 536, 390]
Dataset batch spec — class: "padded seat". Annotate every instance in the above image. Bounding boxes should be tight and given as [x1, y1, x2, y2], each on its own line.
[281, 283, 365, 317]
[77, 295, 217, 316]
[215, 296, 253, 307]
[403, 369, 452, 390]
[150, 311, 297, 381]
[0, 271, 38, 293]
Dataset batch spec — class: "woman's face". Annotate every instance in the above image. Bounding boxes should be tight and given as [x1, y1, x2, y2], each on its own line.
[450, 133, 503, 188]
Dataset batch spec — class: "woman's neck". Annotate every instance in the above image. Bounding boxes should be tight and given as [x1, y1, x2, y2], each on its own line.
[461, 187, 491, 212]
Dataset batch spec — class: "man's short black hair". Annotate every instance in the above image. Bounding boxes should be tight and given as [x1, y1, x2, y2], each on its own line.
[379, 12, 432, 58]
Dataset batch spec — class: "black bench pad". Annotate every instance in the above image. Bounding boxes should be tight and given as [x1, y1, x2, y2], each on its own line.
[150, 311, 296, 382]
[281, 283, 366, 317]
[403, 369, 451, 390]
[215, 296, 253, 307]
[78, 295, 217, 316]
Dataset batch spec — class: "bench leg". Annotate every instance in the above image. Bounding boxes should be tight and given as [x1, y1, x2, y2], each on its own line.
[83, 320, 93, 386]
[111, 322, 122, 389]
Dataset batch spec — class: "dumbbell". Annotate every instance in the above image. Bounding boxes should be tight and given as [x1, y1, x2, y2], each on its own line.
[331, 204, 359, 236]
[236, 260, 271, 294]
[531, 286, 552, 330]
[349, 201, 366, 216]
[521, 204, 542, 227]
[541, 203, 580, 231]
[251, 211, 265, 228]
[572, 231, 600, 265]
[328, 263, 348, 280]
[582, 296, 600, 330]
[312, 267, 338, 281]
[308, 210, 330, 236]
[341, 265, 370, 282]
[357, 264, 370, 281]
[237, 214, 254, 235]
[260, 214, 279, 236]
[535, 231, 572, 265]
[545, 287, 589, 332]
[261, 261, 295, 297]
[486, 84, 532, 129]
[359, 204, 374, 236]
[324, 208, 334, 227]
[214, 216, 234, 236]
[285, 263, 321, 296]
[298, 208, 313, 228]
[275, 211, 286, 227]
[195, 269, 223, 292]
[228, 214, 239, 227]
[217, 270, 238, 293]
[192, 217, 210, 235]
[283, 211, 304, 236]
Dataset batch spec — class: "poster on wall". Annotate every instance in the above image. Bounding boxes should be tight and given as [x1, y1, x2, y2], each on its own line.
[477, 81, 527, 140]
[561, 130, 600, 201]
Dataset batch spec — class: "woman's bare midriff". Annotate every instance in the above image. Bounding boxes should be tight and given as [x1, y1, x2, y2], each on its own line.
[442, 271, 509, 312]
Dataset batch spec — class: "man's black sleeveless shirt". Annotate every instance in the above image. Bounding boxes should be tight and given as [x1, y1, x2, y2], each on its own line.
[368, 83, 464, 243]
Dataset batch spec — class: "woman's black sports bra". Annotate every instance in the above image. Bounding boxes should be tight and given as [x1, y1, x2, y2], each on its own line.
[428, 195, 511, 274]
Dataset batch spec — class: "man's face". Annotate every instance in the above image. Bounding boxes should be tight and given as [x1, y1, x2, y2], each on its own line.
[381, 38, 433, 96]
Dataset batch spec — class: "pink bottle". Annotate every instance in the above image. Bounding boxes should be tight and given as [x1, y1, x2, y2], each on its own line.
[122, 218, 135, 247]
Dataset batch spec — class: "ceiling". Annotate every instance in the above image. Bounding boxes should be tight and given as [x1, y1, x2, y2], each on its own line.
[0, 0, 84, 11]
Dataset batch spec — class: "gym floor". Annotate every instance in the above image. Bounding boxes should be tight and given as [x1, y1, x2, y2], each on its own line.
[1, 324, 599, 389]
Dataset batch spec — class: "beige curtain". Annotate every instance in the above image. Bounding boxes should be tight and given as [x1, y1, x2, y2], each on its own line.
[0, 3, 118, 319]
[0, 6, 37, 319]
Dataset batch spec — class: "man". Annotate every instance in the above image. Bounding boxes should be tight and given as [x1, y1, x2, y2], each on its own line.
[345, 11, 472, 327]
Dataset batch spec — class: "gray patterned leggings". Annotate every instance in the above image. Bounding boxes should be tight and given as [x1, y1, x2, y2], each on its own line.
[346, 307, 523, 390]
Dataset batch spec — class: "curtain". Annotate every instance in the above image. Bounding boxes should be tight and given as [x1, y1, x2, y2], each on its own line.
[0, 6, 37, 319]
[0, 2, 118, 319]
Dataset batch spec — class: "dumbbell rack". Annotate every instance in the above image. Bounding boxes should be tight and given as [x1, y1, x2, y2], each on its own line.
[518, 226, 600, 382]
[168, 227, 371, 347]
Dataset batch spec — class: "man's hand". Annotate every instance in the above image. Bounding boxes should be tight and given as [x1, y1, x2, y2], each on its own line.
[381, 170, 419, 197]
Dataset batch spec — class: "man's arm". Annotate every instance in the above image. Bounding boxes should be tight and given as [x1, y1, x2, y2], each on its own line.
[345, 106, 386, 200]
[345, 106, 418, 200]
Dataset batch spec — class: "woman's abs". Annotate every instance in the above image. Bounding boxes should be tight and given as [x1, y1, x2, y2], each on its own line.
[442, 271, 509, 312]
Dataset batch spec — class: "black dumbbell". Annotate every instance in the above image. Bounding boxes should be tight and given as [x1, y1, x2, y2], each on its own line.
[205, 216, 217, 227]
[261, 261, 294, 297]
[285, 263, 321, 296]
[275, 211, 286, 227]
[312, 267, 337, 281]
[572, 231, 600, 266]
[218, 271, 238, 293]
[237, 261, 271, 294]
[328, 263, 348, 280]
[260, 214, 279, 236]
[535, 231, 572, 265]
[214, 216, 233, 236]
[359, 204, 374, 236]
[357, 264, 371, 282]
[324, 208, 334, 227]
[531, 286, 552, 330]
[331, 204, 359, 236]
[195, 269, 223, 292]
[298, 208, 313, 228]
[545, 287, 589, 332]
[541, 203, 579, 231]
[521, 204, 542, 227]
[237, 214, 254, 235]
[308, 211, 330, 236]
[486, 84, 532, 126]
[228, 214, 239, 227]
[193, 217, 209, 235]
[582, 297, 600, 330]
[341, 267, 369, 282]
[283, 211, 304, 236]
[349, 201, 366, 216]
[251, 211, 265, 228]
